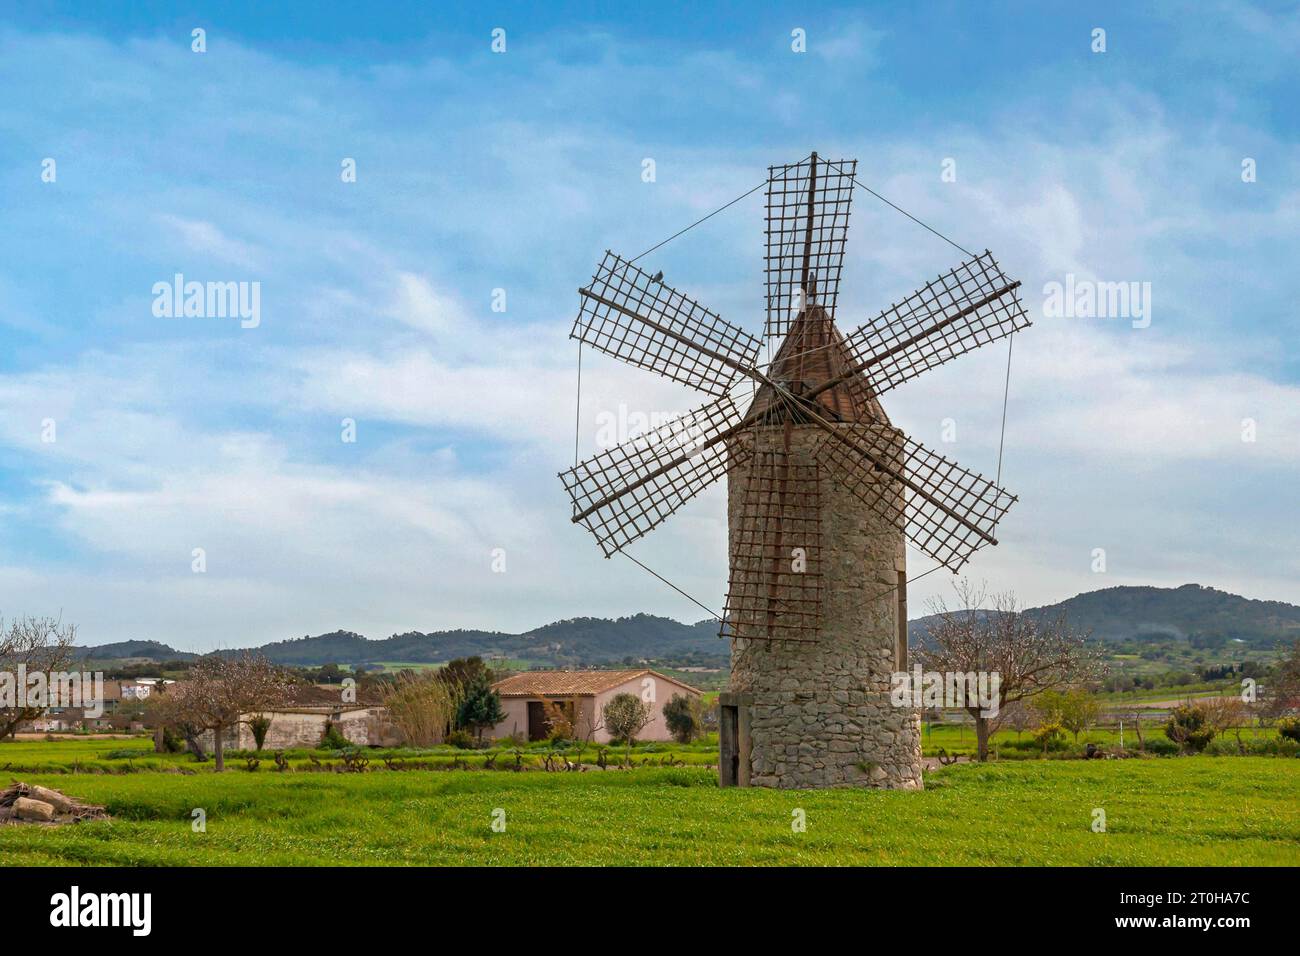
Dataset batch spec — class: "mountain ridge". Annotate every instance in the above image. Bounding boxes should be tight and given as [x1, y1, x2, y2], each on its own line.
[73, 583, 1300, 666]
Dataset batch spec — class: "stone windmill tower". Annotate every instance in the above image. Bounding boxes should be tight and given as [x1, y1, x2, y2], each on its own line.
[561, 152, 1030, 790]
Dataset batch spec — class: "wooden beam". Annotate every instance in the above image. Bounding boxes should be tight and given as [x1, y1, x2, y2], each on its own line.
[799, 151, 818, 300]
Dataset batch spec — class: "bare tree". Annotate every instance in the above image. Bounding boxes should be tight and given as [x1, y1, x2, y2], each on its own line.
[539, 697, 575, 740]
[0, 615, 77, 739]
[1261, 640, 1300, 720]
[566, 696, 605, 768]
[915, 582, 1106, 762]
[530, 695, 607, 767]
[1117, 709, 1147, 752]
[1202, 695, 1250, 753]
[173, 653, 291, 771]
[146, 688, 209, 760]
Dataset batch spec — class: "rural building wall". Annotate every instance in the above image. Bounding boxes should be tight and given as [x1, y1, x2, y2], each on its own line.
[491, 697, 531, 740]
[592, 674, 686, 743]
[197, 707, 380, 751]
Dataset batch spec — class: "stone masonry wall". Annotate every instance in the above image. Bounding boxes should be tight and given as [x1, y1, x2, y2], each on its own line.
[727, 425, 923, 790]
[197, 707, 378, 752]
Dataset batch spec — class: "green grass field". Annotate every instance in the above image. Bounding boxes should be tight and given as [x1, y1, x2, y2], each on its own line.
[0, 735, 720, 773]
[919, 722, 1288, 757]
[1, 749, 1296, 866]
[2, 723, 1290, 774]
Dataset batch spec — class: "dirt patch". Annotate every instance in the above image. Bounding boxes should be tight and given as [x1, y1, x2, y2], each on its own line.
[0, 782, 109, 826]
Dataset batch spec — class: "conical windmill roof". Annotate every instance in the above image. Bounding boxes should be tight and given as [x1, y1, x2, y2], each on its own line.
[745, 304, 887, 424]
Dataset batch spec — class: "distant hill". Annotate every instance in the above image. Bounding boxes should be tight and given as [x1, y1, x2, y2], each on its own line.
[75, 584, 1300, 667]
[74, 640, 198, 663]
[909, 583, 1300, 649]
[1027, 584, 1300, 646]
[76, 614, 723, 667]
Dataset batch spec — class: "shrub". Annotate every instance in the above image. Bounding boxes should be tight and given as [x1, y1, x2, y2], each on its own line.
[1032, 722, 1066, 754]
[1277, 716, 1300, 744]
[446, 729, 477, 750]
[1203, 737, 1299, 757]
[248, 714, 272, 751]
[663, 693, 698, 744]
[159, 725, 185, 753]
[1143, 736, 1180, 756]
[1164, 703, 1215, 752]
[106, 748, 154, 760]
[320, 720, 350, 750]
[1203, 738, 1234, 756]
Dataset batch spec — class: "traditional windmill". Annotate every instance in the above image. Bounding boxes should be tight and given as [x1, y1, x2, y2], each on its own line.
[560, 153, 1030, 789]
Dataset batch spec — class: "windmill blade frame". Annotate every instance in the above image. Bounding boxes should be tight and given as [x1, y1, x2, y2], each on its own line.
[560, 394, 749, 558]
[764, 153, 856, 340]
[572, 251, 763, 397]
[723, 420, 824, 644]
[834, 250, 1030, 403]
[810, 422, 1017, 572]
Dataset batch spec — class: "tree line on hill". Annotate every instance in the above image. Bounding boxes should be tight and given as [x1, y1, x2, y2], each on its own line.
[69, 584, 1300, 669]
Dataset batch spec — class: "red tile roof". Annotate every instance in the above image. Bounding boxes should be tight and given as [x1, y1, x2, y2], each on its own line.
[491, 669, 699, 698]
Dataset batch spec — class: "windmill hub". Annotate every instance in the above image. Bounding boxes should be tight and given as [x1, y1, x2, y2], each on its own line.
[561, 152, 1030, 790]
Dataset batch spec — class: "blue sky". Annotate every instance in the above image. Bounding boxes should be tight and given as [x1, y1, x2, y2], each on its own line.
[2, 2, 1297, 650]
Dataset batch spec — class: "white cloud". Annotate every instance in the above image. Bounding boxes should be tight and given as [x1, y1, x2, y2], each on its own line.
[388, 272, 467, 336]
[157, 215, 263, 271]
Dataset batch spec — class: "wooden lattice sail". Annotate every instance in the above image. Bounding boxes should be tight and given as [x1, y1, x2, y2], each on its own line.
[561, 151, 1031, 642]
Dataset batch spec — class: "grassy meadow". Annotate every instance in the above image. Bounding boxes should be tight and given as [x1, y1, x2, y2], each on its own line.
[0, 735, 720, 773]
[919, 721, 1291, 758]
[1, 736, 1297, 866]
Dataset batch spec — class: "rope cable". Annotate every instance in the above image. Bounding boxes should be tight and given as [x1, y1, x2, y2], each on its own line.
[823, 157, 974, 258]
[996, 332, 1014, 487]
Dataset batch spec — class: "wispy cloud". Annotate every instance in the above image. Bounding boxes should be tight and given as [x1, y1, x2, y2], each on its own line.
[157, 215, 264, 270]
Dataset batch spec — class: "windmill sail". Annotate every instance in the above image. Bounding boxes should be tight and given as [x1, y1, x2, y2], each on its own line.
[573, 251, 762, 396]
[811, 424, 1016, 572]
[836, 250, 1030, 403]
[723, 428, 823, 643]
[561, 394, 748, 557]
[764, 154, 856, 340]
